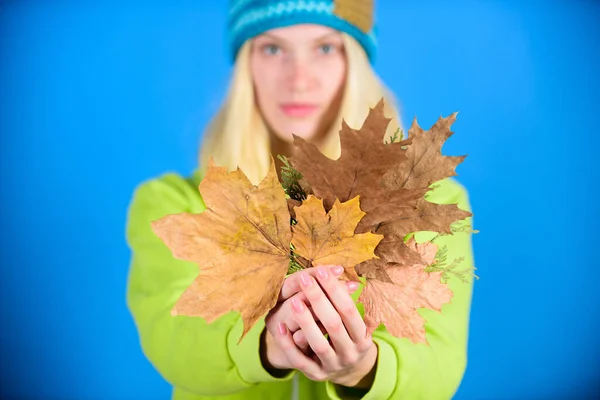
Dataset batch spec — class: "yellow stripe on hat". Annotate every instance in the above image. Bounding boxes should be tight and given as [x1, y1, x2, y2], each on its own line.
[333, 0, 374, 33]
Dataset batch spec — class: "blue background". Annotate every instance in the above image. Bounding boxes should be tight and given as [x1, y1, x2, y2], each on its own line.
[1, 1, 599, 399]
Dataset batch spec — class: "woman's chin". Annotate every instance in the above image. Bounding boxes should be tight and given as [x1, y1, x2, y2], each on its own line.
[274, 123, 320, 143]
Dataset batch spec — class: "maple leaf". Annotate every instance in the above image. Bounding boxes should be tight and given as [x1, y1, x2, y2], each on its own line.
[151, 158, 292, 342]
[355, 234, 425, 283]
[291, 195, 383, 282]
[358, 238, 453, 344]
[354, 112, 472, 236]
[381, 113, 466, 190]
[289, 100, 432, 238]
[370, 197, 472, 238]
[289, 99, 415, 212]
[353, 187, 429, 235]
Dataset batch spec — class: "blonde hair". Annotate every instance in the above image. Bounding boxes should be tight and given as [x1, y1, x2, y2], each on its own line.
[198, 33, 404, 185]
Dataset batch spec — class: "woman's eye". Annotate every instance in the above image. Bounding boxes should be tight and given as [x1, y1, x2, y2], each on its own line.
[262, 44, 281, 56]
[318, 44, 335, 54]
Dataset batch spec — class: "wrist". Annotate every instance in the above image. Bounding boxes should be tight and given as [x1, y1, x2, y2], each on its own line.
[260, 327, 292, 378]
[339, 343, 379, 389]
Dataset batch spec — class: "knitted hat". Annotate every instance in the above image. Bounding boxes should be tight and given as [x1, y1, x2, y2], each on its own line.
[227, 0, 377, 63]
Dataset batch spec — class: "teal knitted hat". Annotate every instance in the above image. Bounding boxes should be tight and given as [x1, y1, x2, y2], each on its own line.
[227, 0, 378, 63]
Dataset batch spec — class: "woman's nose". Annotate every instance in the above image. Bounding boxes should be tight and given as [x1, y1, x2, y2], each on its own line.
[286, 56, 315, 93]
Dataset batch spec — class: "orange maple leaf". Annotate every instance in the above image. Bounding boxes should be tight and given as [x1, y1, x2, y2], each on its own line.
[291, 195, 383, 282]
[151, 158, 292, 342]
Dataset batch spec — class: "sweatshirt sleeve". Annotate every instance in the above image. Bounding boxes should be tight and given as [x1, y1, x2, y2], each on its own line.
[125, 173, 295, 396]
[326, 178, 476, 400]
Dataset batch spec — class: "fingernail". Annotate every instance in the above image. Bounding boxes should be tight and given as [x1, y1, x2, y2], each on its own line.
[332, 265, 344, 275]
[300, 272, 312, 287]
[317, 267, 328, 279]
[278, 322, 287, 336]
[348, 281, 359, 291]
[291, 297, 304, 313]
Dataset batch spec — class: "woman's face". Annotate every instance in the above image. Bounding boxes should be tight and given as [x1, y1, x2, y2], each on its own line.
[250, 24, 347, 142]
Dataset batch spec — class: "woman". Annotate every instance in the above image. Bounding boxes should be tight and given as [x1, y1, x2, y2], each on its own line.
[126, 1, 475, 399]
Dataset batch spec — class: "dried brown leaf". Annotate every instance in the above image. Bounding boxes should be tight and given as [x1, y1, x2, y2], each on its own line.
[374, 198, 472, 238]
[291, 195, 383, 282]
[290, 99, 412, 211]
[358, 239, 453, 344]
[355, 113, 472, 236]
[355, 234, 426, 283]
[151, 158, 291, 342]
[381, 114, 466, 190]
[353, 187, 429, 234]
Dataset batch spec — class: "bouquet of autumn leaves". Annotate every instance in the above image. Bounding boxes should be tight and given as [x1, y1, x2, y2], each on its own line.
[151, 99, 477, 346]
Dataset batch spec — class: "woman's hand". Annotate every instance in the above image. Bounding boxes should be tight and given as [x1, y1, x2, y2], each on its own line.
[274, 266, 359, 336]
[263, 266, 378, 389]
[261, 266, 355, 373]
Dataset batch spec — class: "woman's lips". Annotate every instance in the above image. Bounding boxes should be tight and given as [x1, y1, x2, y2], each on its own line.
[280, 104, 319, 118]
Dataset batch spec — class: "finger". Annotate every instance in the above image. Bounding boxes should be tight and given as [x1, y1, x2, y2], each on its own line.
[292, 322, 327, 353]
[284, 293, 318, 333]
[275, 322, 327, 382]
[299, 270, 353, 356]
[292, 285, 339, 369]
[279, 265, 345, 302]
[285, 284, 357, 333]
[347, 281, 360, 293]
[313, 266, 367, 346]
[282, 279, 359, 334]
[293, 329, 309, 353]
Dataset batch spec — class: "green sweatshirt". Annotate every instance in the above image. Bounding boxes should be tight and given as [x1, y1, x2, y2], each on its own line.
[125, 169, 475, 400]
